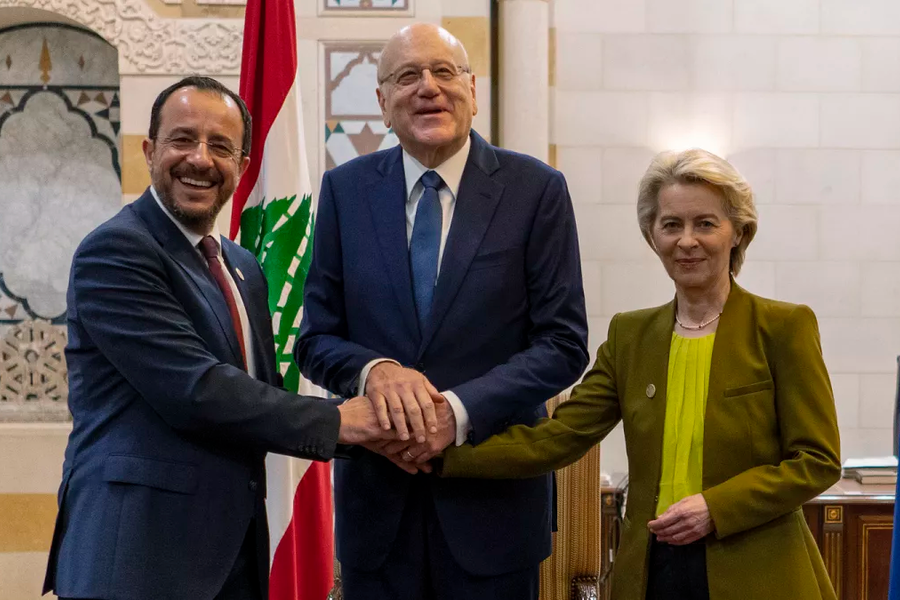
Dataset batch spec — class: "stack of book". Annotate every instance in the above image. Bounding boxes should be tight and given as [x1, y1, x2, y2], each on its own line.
[841, 456, 898, 486]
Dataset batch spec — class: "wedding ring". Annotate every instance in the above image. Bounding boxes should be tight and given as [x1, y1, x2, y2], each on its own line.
[403, 450, 414, 461]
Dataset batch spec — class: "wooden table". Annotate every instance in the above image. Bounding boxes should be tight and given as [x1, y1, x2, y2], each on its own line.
[599, 478, 895, 600]
[804, 479, 895, 600]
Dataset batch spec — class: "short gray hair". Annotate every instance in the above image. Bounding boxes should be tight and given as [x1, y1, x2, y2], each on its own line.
[636, 148, 758, 276]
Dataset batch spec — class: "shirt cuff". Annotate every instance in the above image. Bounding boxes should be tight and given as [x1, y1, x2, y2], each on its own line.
[357, 358, 401, 397]
[442, 390, 471, 446]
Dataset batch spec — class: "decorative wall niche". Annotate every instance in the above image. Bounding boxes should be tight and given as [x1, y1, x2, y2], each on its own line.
[0, 22, 121, 421]
[322, 42, 397, 170]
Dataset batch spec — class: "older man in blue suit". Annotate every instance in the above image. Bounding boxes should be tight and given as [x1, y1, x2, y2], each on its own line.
[294, 24, 589, 600]
[44, 76, 385, 600]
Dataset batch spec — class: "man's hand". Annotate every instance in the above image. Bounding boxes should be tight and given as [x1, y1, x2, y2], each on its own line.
[361, 440, 431, 475]
[337, 396, 395, 445]
[647, 493, 715, 545]
[379, 399, 456, 469]
[365, 362, 443, 444]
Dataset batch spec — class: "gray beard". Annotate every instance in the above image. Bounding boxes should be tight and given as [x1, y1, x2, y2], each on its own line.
[157, 186, 224, 234]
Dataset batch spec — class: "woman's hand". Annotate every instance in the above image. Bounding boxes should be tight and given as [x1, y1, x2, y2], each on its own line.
[647, 493, 715, 545]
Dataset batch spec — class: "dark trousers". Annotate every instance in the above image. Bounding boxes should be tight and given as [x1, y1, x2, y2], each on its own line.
[645, 535, 710, 600]
[341, 478, 539, 600]
[214, 519, 263, 600]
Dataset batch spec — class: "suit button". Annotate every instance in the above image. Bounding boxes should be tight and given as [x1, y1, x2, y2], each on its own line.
[249, 480, 258, 492]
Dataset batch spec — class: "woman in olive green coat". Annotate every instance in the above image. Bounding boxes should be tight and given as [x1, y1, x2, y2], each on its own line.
[440, 149, 841, 600]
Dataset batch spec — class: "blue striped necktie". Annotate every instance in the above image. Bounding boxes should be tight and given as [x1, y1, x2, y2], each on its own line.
[410, 170, 444, 329]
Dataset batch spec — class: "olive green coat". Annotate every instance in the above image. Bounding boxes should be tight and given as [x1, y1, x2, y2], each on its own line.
[443, 283, 842, 600]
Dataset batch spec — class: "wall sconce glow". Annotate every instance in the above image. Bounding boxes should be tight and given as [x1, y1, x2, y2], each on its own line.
[653, 133, 729, 158]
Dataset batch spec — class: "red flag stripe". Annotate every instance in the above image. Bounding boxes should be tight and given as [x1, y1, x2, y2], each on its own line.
[269, 461, 335, 600]
[230, 0, 298, 239]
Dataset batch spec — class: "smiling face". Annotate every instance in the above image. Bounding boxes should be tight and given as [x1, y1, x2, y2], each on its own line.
[142, 87, 249, 234]
[376, 25, 477, 167]
[652, 182, 742, 295]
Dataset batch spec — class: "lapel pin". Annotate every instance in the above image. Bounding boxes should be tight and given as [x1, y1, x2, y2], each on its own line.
[646, 383, 656, 398]
[235, 268, 245, 281]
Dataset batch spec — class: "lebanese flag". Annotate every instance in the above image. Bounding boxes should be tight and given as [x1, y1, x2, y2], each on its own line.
[232, 1, 334, 599]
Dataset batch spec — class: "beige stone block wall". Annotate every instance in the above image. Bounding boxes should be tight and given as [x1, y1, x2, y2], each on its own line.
[550, 0, 900, 475]
[0, 424, 70, 600]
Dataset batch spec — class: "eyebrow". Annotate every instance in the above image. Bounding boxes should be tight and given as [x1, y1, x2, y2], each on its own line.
[165, 126, 197, 137]
[658, 213, 721, 221]
[164, 127, 233, 143]
[394, 60, 456, 70]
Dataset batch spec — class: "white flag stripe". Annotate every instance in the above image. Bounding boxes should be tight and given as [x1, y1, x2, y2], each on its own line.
[253, 84, 312, 202]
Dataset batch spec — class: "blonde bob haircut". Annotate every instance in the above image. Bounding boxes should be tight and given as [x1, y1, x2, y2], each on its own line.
[637, 148, 758, 277]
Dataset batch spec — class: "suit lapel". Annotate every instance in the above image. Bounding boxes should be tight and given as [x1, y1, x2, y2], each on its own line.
[637, 300, 676, 490]
[132, 192, 245, 367]
[366, 147, 421, 342]
[706, 282, 750, 406]
[417, 133, 505, 357]
[703, 281, 755, 484]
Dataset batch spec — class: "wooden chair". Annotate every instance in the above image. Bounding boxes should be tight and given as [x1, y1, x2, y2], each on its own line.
[539, 390, 603, 600]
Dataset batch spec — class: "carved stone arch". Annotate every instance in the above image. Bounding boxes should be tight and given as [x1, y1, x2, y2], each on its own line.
[0, 0, 242, 74]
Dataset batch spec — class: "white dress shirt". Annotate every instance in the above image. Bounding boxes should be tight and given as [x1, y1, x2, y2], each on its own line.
[150, 186, 257, 378]
[358, 138, 473, 445]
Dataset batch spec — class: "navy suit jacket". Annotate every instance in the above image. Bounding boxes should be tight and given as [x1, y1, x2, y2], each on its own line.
[44, 190, 341, 600]
[294, 131, 589, 575]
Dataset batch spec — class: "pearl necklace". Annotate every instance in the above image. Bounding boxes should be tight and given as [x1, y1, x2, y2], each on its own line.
[675, 312, 722, 330]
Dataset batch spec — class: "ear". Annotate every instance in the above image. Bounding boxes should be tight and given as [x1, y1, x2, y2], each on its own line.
[470, 74, 478, 116]
[237, 155, 251, 179]
[733, 226, 744, 248]
[142, 138, 154, 169]
[376, 87, 391, 128]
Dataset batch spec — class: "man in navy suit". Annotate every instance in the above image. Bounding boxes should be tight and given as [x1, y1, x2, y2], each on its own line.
[44, 76, 385, 600]
[294, 25, 589, 600]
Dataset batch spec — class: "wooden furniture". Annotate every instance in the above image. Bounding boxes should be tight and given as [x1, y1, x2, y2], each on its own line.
[804, 479, 895, 600]
[597, 478, 895, 600]
[539, 391, 603, 600]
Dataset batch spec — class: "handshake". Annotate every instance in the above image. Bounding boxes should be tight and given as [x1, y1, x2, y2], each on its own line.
[337, 362, 456, 474]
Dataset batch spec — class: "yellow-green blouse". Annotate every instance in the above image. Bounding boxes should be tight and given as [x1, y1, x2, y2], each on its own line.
[656, 332, 716, 516]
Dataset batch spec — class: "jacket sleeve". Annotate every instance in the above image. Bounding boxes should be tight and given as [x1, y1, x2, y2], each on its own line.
[441, 315, 621, 479]
[71, 225, 341, 461]
[450, 170, 590, 443]
[702, 304, 842, 539]
[293, 171, 384, 398]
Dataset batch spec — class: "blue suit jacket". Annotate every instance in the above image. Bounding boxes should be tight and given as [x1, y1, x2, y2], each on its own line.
[294, 131, 589, 575]
[44, 190, 341, 600]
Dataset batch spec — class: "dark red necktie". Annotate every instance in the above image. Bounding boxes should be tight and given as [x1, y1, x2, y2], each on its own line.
[199, 235, 247, 369]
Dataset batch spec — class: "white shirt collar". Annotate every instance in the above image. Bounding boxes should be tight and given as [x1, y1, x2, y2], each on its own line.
[402, 136, 472, 202]
[150, 186, 222, 253]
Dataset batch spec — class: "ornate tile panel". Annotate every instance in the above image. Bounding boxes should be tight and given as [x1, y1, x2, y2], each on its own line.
[0, 0, 243, 75]
[324, 0, 408, 11]
[323, 42, 398, 170]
